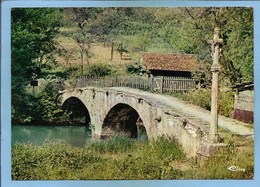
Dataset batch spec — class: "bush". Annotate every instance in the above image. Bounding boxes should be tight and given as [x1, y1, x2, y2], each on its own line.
[126, 62, 145, 75]
[86, 63, 113, 77]
[175, 89, 234, 117]
[219, 91, 234, 117]
[177, 89, 211, 110]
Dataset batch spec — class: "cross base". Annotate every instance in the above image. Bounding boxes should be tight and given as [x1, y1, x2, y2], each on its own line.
[209, 133, 220, 143]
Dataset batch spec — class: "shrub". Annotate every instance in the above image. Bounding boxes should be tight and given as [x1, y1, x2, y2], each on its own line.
[175, 89, 234, 117]
[86, 63, 113, 77]
[126, 62, 145, 75]
[177, 89, 211, 110]
[218, 91, 234, 117]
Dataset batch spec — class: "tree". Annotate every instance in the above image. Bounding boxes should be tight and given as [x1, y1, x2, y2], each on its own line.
[65, 8, 99, 74]
[116, 42, 128, 60]
[132, 32, 151, 52]
[11, 8, 62, 123]
[88, 8, 130, 61]
[74, 26, 93, 75]
[155, 7, 253, 85]
[12, 8, 62, 80]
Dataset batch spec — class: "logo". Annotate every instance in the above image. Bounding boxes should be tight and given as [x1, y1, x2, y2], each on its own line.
[228, 165, 245, 172]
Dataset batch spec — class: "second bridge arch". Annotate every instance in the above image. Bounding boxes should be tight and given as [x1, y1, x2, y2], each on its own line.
[101, 103, 148, 140]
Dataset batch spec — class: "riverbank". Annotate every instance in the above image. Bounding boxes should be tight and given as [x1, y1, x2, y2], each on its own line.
[12, 136, 253, 180]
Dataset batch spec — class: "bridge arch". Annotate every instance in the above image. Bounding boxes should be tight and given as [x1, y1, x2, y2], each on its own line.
[101, 103, 148, 140]
[62, 96, 91, 126]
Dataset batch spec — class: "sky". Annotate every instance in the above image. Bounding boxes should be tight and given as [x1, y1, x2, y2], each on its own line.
[1, 1, 259, 187]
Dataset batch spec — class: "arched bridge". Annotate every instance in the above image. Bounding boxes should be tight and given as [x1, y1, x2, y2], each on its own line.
[60, 87, 254, 157]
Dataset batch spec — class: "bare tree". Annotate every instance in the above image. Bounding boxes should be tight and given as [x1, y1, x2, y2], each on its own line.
[74, 26, 93, 75]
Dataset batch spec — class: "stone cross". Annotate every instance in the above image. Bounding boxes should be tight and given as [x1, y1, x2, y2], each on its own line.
[208, 27, 223, 143]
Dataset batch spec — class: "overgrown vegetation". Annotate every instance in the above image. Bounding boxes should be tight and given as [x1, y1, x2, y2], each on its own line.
[86, 63, 114, 77]
[12, 135, 253, 180]
[174, 88, 234, 117]
[12, 80, 70, 125]
[11, 8, 64, 124]
[126, 62, 145, 75]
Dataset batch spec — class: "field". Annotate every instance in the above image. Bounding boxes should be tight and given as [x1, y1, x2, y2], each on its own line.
[55, 29, 140, 66]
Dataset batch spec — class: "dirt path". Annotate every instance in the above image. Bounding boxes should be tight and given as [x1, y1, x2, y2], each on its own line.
[110, 87, 254, 138]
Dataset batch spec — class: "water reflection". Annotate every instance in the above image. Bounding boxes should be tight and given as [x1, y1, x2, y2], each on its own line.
[12, 125, 91, 147]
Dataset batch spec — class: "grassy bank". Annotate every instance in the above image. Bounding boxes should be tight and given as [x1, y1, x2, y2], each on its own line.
[12, 136, 253, 180]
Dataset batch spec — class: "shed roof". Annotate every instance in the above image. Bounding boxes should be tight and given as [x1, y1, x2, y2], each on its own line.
[143, 53, 201, 72]
[231, 81, 254, 92]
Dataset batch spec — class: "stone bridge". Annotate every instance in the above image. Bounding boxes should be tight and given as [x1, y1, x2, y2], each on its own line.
[60, 87, 254, 157]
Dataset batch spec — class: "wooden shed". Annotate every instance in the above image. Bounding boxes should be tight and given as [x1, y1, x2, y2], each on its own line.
[142, 53, 201, 78]
[231, 82, 254, 123]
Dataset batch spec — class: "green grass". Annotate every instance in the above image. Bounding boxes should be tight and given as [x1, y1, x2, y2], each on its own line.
[12, 135, 254, 180]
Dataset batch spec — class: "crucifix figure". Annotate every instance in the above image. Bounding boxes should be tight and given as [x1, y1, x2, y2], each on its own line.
[208, 27, 223, 143]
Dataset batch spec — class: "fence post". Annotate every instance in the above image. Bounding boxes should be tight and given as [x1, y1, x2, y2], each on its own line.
[160, 76, 164, 93]
[150, 77, 153, 92]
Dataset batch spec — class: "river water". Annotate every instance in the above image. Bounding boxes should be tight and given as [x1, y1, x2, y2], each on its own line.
[12, 125, 91, 147]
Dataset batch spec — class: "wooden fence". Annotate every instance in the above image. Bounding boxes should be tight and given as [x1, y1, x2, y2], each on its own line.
[76, 76, 196, 93]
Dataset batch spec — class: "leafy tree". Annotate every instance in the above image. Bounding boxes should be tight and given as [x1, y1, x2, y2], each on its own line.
[182, 7, 253, 84]
[65, 8, 100, 74]
[116, 42, 129, 60]
[155, 7, 253, 85]
[132, 32, 151, 52]
[11, 8, 62, 123]
[12, 8, 62, 79]
[88, 8, 127, 61]
[36, 80, 69, 124]
[65, 8, 100, 29]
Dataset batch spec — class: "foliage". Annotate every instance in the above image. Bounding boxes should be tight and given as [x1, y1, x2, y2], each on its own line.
[73, 26, 93, 75]
[116, 42, 129, 59]
[12, 135, 253, 180]
[126, 62, 145, 75]
[218, 91, 235, 117]
[85, 63, 113, 77]
[175, 89, 234, 117]
[131, 32, 152, 52]
[35, 80, 69, 124]
[11, 8, 63, 123]
[11, 8, 62, 80]
[66, 7, 253, 85]
[177, 89, 212, 110]
[12, 79, 69, 125]
[182, 7, 253, 84]
[12, 137, 185, 180]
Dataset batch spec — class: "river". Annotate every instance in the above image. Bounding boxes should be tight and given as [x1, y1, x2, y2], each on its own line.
[12, 125, 91, 147]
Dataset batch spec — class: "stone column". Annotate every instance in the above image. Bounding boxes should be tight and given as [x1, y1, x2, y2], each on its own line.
[208, 27, 223, 143]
